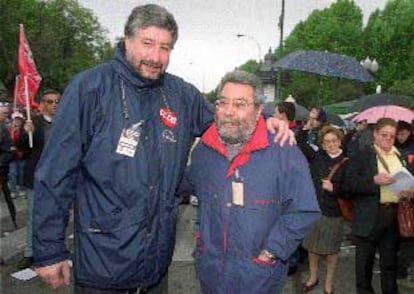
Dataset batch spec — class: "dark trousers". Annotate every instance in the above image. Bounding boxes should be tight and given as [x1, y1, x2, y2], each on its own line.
[0, 167, 17, 228]
[74, 273, 168, 294]
[354, 205, 399, 294]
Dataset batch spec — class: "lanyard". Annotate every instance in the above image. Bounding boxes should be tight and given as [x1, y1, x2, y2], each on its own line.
[119, 79, 170, 127]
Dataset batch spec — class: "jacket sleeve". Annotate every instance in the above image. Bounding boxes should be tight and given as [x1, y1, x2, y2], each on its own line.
[32, 76, 99, 267]
[187, 85, 214, 137]
[264, 146, 321, 261]
[344, 150, 378, 196]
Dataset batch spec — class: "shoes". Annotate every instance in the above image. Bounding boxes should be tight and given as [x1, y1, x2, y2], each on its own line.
[17, 257, 33, 270]
[302, 279, 319, 293]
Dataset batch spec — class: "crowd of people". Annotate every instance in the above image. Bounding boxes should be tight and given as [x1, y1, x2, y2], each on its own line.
[0, 3, 413, 294]
[274, 100, 414, 294]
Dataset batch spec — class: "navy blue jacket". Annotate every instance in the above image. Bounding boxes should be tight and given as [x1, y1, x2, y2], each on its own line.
[187, 118, 320, 293]
[32, 43, 214, 289]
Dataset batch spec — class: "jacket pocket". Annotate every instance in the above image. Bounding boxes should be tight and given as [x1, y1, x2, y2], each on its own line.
[85, 206, 145, 233]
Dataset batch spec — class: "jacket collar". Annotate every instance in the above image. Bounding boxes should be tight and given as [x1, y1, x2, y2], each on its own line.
[110, 42, 163, 89]
[201, 116, 269, 178]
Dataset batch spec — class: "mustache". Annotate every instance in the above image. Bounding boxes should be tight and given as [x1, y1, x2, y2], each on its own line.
[218, 118, 241, 126]
[141, 60, 163, 68]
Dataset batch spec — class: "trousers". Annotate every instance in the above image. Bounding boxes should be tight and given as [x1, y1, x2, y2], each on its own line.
[354, 204, 399, 294]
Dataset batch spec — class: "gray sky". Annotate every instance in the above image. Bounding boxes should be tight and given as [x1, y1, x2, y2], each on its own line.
[79, 0, 388, 92]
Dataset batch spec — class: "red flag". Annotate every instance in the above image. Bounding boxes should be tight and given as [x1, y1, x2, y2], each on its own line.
[15, 24, 41, 109]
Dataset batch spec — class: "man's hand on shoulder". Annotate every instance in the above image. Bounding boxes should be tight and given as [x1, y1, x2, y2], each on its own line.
[35, 260, 71, 289]
[266, 117, 296, 146]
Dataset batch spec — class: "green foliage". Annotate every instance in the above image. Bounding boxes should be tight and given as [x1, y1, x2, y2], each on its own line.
[389, 77, 414, 106]
[205, 89, 217, 103]
[237, 60, 261, 74]
[0, 0, 114, 96]
[363, 0, 414, 90]
[246, 0, 414, 108]
[283, 0, 364, 57]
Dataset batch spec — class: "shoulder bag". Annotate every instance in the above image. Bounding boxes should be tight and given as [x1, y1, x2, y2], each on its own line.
[326, 157, 354, 222]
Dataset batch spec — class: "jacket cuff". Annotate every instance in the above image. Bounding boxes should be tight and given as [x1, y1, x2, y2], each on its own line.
[33, 250, 70, 267]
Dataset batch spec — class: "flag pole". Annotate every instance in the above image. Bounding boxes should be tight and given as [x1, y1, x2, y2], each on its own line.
[13, 75, 19, 112]
[23, 75, 33, 148]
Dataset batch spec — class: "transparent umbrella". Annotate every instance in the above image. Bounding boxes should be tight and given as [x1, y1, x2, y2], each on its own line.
[274, 50, 373, 82]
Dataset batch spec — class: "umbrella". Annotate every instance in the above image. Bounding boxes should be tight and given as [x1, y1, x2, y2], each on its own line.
[326, 112, 345, 127]
[349, 93, 411, 113]
[273, 50, 373, 82]
[352, 105, 414, 124]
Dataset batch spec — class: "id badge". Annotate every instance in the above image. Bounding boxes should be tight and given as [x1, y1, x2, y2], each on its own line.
[232, 181, 244, 207]
[116, 128, 140, 157]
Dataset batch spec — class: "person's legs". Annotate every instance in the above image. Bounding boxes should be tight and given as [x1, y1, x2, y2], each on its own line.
[304, 252, 320, 287]
[8, 161, 17, 194]
[17, 160, 26, 194]
[354, 236, 376, 294]
[378, 206, 399, 294]
[0, 168, 17, 228]
[17, 189, 34, 269]
[24, 189, 34, 258]
[146, 272, 168, 294]
[325, 253, 339, 293]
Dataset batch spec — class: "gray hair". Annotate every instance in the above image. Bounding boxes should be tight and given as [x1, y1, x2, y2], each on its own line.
[217, 70, 265, 105]
[124, 4, 178, 45]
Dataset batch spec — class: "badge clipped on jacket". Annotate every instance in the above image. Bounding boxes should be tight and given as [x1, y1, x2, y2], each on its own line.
[232, 169, 244, 207]
[116, 121, 144, 157]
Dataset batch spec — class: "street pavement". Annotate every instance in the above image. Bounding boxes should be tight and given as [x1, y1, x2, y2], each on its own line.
[1, 195, 414, 293]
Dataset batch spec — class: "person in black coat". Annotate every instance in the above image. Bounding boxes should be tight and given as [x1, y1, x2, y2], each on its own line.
[345, 118, 413, 294]
[15, 89, 60, 269]
[0, 105, 17, 228]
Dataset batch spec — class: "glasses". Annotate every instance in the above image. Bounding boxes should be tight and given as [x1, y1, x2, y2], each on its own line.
[215, 99, 255, 111]
[323, 139, 340, 145]
[44, 99, 59, 105]
[378, 133, 395, 139]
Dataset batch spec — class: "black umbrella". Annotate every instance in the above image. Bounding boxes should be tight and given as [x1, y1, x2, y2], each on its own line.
[326, 112, 345, 127]
[293, 103, 309, 122]
[273, 50, 373, 82]
[349, 93, 411, 113]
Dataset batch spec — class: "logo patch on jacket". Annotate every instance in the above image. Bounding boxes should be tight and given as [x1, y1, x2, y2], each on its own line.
[160, 107, 177, 128]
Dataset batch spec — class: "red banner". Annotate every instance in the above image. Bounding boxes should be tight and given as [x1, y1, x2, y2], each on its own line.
[15, 24, 41, 109]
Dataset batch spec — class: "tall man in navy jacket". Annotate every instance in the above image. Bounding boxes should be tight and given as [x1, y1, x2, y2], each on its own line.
[185, 71, 320, 293]
[32, 4, 293, 294]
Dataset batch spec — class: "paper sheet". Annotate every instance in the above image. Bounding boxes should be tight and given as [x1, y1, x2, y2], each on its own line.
[11, 268, 37, 281]
[10, 260, 73, 281]
[389, 167, 414, 196]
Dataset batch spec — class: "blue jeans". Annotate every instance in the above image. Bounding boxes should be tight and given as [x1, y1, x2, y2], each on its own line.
[8, 159, 26, 192]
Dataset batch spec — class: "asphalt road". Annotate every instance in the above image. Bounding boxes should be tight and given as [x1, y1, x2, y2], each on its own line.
[1, 197, 414, 293]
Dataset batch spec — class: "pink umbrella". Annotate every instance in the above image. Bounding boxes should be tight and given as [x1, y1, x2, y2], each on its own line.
[352, 105, 414, 124]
